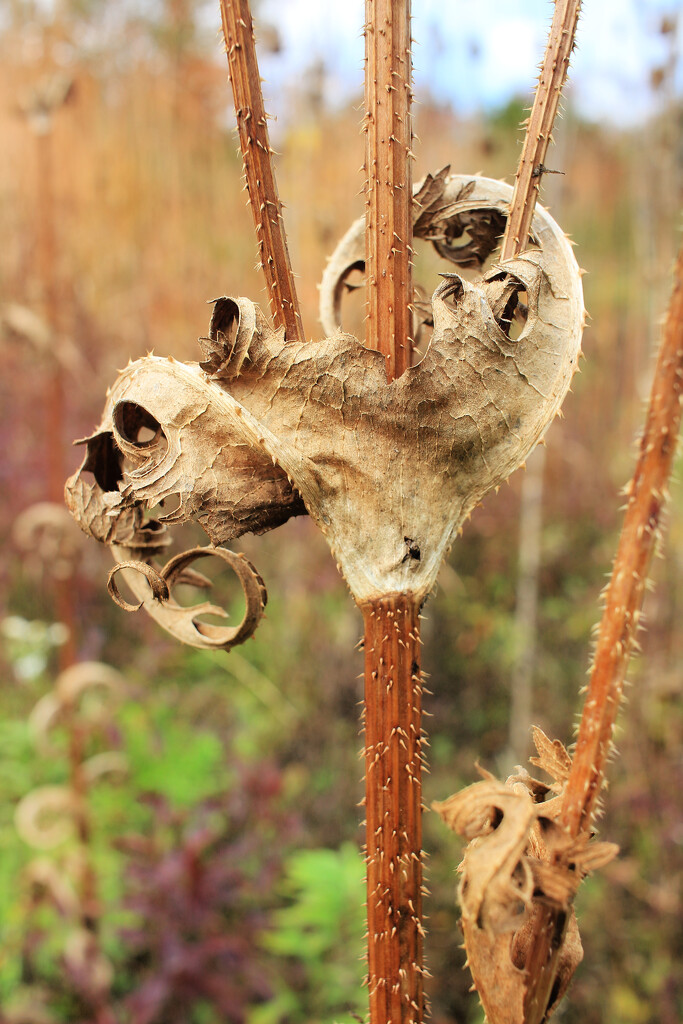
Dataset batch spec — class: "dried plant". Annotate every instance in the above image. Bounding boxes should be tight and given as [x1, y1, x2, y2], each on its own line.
[59, 2, 680, 1024]
[16, 662, 126, 1024]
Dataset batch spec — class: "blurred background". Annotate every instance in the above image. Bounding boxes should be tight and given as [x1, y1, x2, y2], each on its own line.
[0, 1, 681, 1022]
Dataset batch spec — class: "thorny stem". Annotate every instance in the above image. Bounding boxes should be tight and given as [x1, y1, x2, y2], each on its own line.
[362, 5, 423, 1024]
[219, 0, 304, 343]
[523, 245, 683, 1023]
[500, 0, 582, 261]
[566, 242, 683, 829]
[362, 597, 425, 1024]
[364, 0, 414, 380]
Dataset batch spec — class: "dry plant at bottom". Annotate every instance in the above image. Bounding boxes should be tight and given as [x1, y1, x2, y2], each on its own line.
[434, 243, 683, 1024]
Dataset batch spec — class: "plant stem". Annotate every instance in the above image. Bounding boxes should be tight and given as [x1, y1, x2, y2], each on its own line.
[523, 243, 683, 1023]
[364, 0, 413, 380]
[362, 6, 422, 1024]
[362, 596, 425, 1024]
[219, 0, 304, 343]
[500, 0, 582, 261]
[565, 242, 683, 832]
[29, 84, 77, 670]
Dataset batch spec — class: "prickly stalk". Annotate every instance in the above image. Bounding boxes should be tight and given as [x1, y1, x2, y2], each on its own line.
[364, 0, 413, 379]
[501, 0, 582, 260]
[219, 0, 304, 343]
[524, 243, 683, 1024]
[362, 597, 425, 1024]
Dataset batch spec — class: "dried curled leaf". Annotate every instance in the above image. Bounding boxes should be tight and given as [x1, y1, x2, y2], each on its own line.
[319, 168, 510, 336]
[66, 173, 583, 641]
[15, 786, 77, 850]
[433, 730, 617, 1024]
[13, 502, 81, 581]
[107, 560, 169, 611]
[29, 662, 126, 756]
[107, 545, 267, 652]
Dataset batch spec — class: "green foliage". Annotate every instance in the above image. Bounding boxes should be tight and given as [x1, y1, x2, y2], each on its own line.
[253, 844, 367, 1024]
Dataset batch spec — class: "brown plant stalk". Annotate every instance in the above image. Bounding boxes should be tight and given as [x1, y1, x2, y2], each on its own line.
[523, 246, 683, 1023]
[26, 80, 77, 670]
[363, 4, 424, 1024]
[219, 0, 304, 343]
[500, 0, 582, 261]
[362, 597, 425, 1024]
[364, 0, 414, 380]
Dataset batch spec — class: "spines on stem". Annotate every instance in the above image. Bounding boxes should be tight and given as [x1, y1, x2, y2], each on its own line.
[364, 0, 414, 380]
[501, 0, 582, 260]
[523, 244, 683, 1024]
[563, 242, 683, 834]
[362, 595, 425, 1024]
[219, 0, 304, 343]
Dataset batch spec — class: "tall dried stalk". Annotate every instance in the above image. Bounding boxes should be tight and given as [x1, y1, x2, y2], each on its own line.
[219, 0, 304, 344]
[500, 0, 582, 260]
[364, 0, 413, 379]
[362, 597, 424, 1024]
[565, 244, 683, 833]
[362, 5, 424, 1024]
[523, 246, 683, 1023]
[218, 4, 423, 1022]
[25, 80, 77, 670]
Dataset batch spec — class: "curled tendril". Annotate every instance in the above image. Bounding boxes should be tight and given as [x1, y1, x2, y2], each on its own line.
[107, 560, 169, 611]
[28, 663, 126, 757]
[108, 545, 267, 652]
[15, 786, 77, 849]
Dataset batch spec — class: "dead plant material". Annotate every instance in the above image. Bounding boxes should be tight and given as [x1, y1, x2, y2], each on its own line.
[521, 239, 683, 1024]
[364, 0, 414, 380]
[66, 174, 584, 632]
[500, 0, 582, 261]
[362, 595, 425, 1024]
[107, 546, 267, 652]
[13, 502, 81, 581]
[219, 0, 304, 344]
[433, 730, 617, 1024]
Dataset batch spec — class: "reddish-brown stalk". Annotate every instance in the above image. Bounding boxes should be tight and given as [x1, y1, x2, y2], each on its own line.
[29, 87, 77, 670]
[563, 244, 683, 832]
[362, 597, 424, 1024]
[523, 247, 683, 1023]
[219, 0, 304, 343]
[363, 5, 423, 1024]
[364, 0, 413, 380]
[500, 0, 582, 261]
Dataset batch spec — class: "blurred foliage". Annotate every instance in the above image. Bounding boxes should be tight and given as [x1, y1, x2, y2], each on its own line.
[0, 1, 682, 1023]
[253, 844, 366, 1024]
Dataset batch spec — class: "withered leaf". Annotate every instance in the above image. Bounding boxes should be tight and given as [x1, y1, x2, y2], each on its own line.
[66, 173, 584, 648]
[434, 726, 618, 1024]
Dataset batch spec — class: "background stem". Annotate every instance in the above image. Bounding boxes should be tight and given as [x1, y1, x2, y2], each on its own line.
[219, 0, 304, 343]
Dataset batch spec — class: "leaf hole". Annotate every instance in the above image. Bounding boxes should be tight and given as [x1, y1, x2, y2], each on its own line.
[81, 432, 124, 493]
[114, 402, 167, 451]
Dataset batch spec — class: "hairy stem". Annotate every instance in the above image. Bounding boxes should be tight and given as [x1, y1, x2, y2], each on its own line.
[500, 0, 582, 261]
[219, 0, 304, 343]
[524, 243, 683, 1023]
[362, 6, 423, 1024]
[364, 0, 414, 380]
[362, 596, 425, 1024]
[565, 242, 683, 832]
